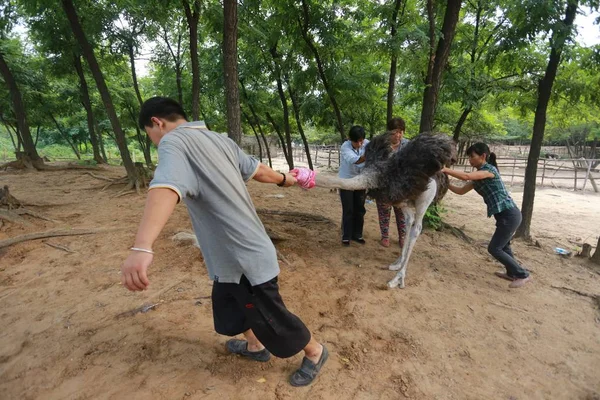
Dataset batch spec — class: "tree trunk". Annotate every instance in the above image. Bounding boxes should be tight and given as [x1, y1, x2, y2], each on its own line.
[223, 0, 242, 144]
[269, 46, 293, 169]
[93, 117, 108, 162]
[0, 116, 19, 152]
[50, 113, 80, 159]
[419, 0, 462, 134]
[239, 80, 272, 167]
[299, 0, 344, 142]
[266, 112, 291, 168]
[387, 0, 404, 122]
[161, 25, 185, 108]
[242, 110, 262, 162]
[183, 0, 201, 120]
[516, 0, 578, 240]
[126, 104, 153, 168]
[73, 54, 104, 164]
[286, 77, 313, 170]
[452, 105, 472, 142]
[128, 44, 144, 106]
[0, 51, 41, 164]
[62, 0, 137, 181]
[126, 45, 152, 167]
[592, 235, 600, 264]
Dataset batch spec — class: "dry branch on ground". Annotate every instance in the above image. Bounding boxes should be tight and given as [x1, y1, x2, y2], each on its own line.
[0, 228, 107, 249]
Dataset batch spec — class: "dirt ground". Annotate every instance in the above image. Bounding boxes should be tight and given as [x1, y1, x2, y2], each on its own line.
[1, 166, 599, 400]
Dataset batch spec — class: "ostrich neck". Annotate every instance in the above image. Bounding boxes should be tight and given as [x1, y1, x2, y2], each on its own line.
[314, 171, 378, 191]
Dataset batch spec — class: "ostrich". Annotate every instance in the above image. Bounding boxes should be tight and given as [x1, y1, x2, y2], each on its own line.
[312, 133, 455, 289]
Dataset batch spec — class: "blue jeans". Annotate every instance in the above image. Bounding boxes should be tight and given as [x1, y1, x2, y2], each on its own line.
[488, 207, 529, 279]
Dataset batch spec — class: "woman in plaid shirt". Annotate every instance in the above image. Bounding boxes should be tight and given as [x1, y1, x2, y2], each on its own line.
[442, 143, 531, 289]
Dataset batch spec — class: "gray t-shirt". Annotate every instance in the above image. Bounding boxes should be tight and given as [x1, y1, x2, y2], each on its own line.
[149, 121, 279, 286]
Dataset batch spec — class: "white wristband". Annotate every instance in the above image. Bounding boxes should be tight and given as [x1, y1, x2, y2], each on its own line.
[130, 247, 154, 254]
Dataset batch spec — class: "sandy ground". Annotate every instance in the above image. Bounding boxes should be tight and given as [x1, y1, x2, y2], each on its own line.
[1, 165, 600, 400]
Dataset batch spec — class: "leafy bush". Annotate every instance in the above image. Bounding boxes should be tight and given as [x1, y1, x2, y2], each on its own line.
[423, 204, 446, 230]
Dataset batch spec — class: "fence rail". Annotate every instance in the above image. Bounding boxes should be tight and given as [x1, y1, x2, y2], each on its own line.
[3, 145, 597, 193]
[451, 157, 599, 192]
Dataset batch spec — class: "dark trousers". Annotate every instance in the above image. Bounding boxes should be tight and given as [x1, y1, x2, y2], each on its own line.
[339, 189, 366, 241]
[212, 275, 311, 358]
[488, 207, 529, 279]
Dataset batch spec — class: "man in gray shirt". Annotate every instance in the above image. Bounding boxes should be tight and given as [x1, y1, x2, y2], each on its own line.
[121, 97, 327, 387]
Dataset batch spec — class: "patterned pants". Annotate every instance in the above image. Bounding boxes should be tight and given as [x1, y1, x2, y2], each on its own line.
[376, 201, 406, 247]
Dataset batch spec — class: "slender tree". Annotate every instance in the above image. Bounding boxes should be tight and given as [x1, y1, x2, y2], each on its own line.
[419, 0, 462, 134]
[0, 50, 41, 165]
[183, 0, 201, 120]
[386, 0, 406, 122]
[73, 54, 104, 164]
[223, 0, 242, 144]
[516, 0, 578, 239]
[298, 0, 344, 142]
[62, 0, 139, 184]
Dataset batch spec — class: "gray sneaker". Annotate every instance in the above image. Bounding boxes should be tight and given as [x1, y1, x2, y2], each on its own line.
[226, 339, 271, 362]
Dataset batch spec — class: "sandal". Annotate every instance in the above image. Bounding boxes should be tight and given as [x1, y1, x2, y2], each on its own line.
[289, 345, 329, 387]
[226, 339, 271, 362]
[380, 238, 390, 248]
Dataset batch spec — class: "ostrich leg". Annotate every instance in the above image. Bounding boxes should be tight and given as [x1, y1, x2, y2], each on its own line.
[387, 179, 438, 289]
[388, 206, 415, 272]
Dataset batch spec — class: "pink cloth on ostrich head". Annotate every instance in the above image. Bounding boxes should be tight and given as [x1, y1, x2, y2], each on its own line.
[290, 167, 317, 189]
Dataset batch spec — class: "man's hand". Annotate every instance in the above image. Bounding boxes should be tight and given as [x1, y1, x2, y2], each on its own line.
[283, 173, 297, 187]
[121, 251, 153, 291]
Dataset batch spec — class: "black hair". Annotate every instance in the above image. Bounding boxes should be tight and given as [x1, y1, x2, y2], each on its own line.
[466, 142, 498, 170]
[348, 125, 366, 142]
[386, 117, 406, 132]
[138, 97, 188, 129]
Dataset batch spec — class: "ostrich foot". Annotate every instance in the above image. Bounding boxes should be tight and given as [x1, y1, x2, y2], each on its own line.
[387, 279, 405, 289]
[388, 263, 402, 271]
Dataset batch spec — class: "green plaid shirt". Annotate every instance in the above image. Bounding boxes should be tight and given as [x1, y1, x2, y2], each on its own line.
[472, 163, 516, 217]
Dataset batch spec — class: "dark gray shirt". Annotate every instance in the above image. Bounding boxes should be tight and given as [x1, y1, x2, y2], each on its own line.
[150, 121, 279, 285]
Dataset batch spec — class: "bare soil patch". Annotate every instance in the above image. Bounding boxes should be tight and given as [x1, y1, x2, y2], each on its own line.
[1, 166, 599, 399]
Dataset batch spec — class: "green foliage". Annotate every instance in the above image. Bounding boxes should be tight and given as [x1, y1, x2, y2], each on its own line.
[423, 203, 447, 230]
[0, 0, 598, 168]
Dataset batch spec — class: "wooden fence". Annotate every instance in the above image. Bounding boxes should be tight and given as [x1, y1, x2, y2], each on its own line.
[452, 156, 599, 192]
[277, 148, 600, 193]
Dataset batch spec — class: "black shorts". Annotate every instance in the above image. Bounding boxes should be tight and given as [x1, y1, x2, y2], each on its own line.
[212, 275, 311, 358]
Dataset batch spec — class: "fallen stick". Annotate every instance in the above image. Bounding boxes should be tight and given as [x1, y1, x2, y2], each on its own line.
[489, 302, 528, 313]
[44, 241, 75, 253]
[112, 190, 136, 198]
[113, 279, 185, 319]
[551, 285, 599, 301]
[0, 228, 106, 249]
[256, 208, 334, 224]
[13, 208, 57, 222]
[0, 209, 30, 225]
[115, 303, 159, 319]
[277, 250, 292, 267]
[440, 222, 474, 244]
[83, 171, 114, 182]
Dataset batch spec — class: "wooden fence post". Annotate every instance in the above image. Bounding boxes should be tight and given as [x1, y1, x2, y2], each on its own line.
[328, 149, 332, 168]
[574, 167, 578, 191]
[510, 157, 516, 187]
[541, 159, 546, 186]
